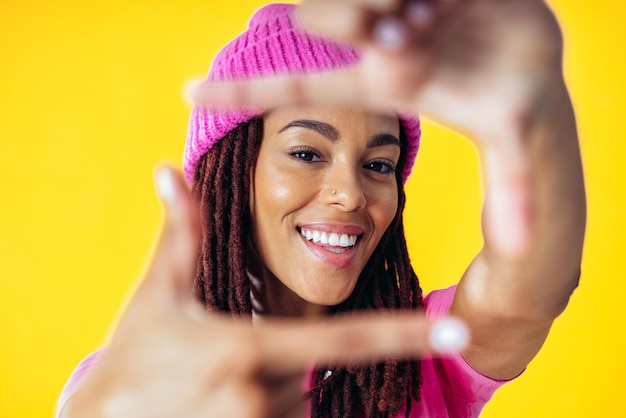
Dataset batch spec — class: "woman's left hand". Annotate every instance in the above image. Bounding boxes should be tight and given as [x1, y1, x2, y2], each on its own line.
[191, 0, 566, 259]
[191, 0, 586, 381]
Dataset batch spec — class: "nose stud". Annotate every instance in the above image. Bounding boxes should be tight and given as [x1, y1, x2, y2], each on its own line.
[331, 189, 337, 195]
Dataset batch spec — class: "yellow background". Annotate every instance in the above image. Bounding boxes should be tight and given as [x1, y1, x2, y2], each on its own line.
[1, 1, 624, 416]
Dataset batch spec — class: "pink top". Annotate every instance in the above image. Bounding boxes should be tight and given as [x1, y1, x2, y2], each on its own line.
[57, 285, 513, 417]
[399, 285, 511, 417]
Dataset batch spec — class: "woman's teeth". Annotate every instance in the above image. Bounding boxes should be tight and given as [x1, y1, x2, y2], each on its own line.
[300, 228, 358, 247]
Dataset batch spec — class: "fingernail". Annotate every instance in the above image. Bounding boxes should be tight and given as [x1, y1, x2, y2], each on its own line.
[155, 166, 176, 204]
[429, 318, 469, 353]
[373, 17, 407, 51]
[182, 76, 204, 107]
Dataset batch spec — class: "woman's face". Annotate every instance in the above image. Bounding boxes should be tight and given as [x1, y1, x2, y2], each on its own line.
[248, 105, 401, 311]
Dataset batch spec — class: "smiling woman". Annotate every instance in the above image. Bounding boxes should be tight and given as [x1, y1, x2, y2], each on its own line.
[56, 1, 586, 418]
[249, 107, 401, 308]
[189, 98, 427, 414]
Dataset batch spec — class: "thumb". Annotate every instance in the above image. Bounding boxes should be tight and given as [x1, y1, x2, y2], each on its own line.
[142, 164, 201, 309]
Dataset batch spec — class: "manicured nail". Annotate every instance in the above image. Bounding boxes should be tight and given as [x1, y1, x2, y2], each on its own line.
[407, 1, 434, 28]
[429, 318, 469, 353]
[155, 166, 176, 204]
[372, 17, 407, 51]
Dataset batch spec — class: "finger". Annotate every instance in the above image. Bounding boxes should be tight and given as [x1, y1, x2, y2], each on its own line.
[190, 58, 424, 115]
[299, 0, 412, 51]
[257, 313, 469, 372]
[296, 0, 373, 44]
[406, 0, 437, 29]
[301, 0, 403, 15]
[299, 0, 457, 50]
[140, 165, 201, 308]
[298, 0, 408, 50]
[191, 69, 391, 113]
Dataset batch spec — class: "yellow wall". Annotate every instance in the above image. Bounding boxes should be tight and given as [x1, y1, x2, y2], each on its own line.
[0, 1, 623, 416]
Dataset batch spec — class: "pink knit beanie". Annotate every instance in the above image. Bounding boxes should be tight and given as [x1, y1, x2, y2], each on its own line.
[183, 2, 421, 185]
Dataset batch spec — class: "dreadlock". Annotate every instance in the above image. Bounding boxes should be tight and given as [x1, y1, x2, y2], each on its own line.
[192, 117, 424, 417]
[192, 118, 261, 313]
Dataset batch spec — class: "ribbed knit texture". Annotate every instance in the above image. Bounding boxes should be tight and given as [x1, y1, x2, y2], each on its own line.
[183, 3, 421, 185]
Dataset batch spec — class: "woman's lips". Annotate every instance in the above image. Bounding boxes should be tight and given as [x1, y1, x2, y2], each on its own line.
[297, 225, 362, 268]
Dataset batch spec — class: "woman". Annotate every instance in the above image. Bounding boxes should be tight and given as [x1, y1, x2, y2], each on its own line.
[59, 1, 586, 417]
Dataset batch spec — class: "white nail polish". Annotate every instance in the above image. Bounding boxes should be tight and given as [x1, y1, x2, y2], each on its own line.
[156, 167, 176, 203]
[429, 318, 469, 353]
[373, 17, 407, 50]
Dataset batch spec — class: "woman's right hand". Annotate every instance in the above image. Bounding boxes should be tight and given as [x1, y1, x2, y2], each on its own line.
[61, 166, 467, 418]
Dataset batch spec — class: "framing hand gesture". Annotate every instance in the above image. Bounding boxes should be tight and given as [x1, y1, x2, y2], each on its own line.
[191, 0, 585, 382]
[192, 0, 568, 260]
[61, 166, 467, 418]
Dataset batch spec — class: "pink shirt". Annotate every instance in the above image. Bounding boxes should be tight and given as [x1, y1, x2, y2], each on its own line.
[57, 285, 512, 417]
[400, 285, 510, 417]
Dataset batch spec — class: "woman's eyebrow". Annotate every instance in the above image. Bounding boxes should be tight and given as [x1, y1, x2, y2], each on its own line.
[278, 119, 400, 148]
[368, 133, 401, 148]
[278, 119, 340, 142]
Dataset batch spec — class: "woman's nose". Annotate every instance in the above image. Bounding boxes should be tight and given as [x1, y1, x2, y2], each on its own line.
[320, 168, 366, 211]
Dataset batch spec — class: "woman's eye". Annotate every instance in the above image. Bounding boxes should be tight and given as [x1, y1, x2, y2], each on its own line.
[365, 160, 396, 174]
[290, 148, 321, 162]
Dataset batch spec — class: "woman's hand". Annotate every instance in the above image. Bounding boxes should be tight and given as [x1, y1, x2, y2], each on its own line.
[61, 166, 467, 418]
[191, 0, 565, 260]
[191, 0, 586, 381]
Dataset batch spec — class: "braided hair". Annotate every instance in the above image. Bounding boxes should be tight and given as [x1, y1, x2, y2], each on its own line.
[192, 117, 424, 417]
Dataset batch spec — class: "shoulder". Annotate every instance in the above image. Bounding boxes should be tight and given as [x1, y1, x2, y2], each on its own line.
[423, 285, 457, 319]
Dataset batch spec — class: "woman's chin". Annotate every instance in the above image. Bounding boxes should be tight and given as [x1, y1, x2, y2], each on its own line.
[297, 286, 355, 309]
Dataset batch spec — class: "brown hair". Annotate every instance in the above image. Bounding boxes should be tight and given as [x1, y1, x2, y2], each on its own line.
[192, 117, 424, 417]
